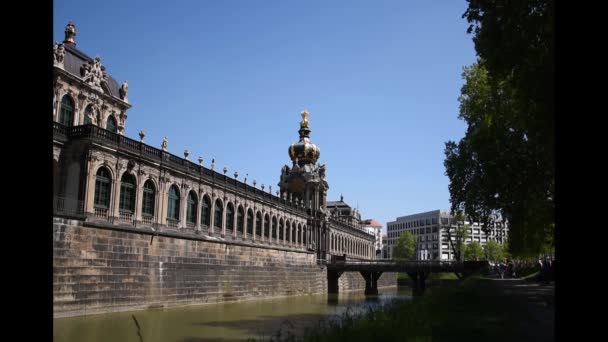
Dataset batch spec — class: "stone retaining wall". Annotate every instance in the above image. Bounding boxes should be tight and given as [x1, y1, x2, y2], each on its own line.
[53, 218, 396, 318]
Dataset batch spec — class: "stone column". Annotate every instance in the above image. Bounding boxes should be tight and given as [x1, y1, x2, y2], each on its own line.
[233, 203, 238, 238]
[111, 169, 121, 221]
[221, 201, 227, 236]
[159, 180, 168, 226]
[84, 161, 97, 216]
[135, 177, 144, 223]
[196, 192, 202, 231]
[209, 195, 215, 234]
[180, 190, 188, 228]
[243, 206, 248, 239]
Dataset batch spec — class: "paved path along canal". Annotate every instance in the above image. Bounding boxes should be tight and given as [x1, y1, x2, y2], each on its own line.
[492, 278, 555, 342]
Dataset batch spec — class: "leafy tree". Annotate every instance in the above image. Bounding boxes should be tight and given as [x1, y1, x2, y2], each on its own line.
[445, 0, 554, 257]
[445, 212, 469, 261]
[464, 241, 485, 261]
[483, 240, 504, 262]
[393, 232, 416, 261]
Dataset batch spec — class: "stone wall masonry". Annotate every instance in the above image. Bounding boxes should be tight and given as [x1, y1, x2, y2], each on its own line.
[53, 218, 396, 318]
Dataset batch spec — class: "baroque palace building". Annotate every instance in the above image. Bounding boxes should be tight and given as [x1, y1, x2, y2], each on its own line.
[52, 21, 375, 263]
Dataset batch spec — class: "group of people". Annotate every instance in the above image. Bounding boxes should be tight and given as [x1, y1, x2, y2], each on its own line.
[537, 258, 555, 282]
[494, 260, 517, 279]
[491, 257, 555, 281]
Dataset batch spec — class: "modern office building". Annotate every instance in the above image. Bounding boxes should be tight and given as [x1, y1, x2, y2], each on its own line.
[385, 210, 508, 260]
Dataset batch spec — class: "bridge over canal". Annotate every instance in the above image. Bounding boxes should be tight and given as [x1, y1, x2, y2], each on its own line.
[324, 259, 489, 295]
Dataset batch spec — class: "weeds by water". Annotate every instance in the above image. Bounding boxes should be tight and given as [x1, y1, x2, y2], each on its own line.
[250, 278, 535, 342]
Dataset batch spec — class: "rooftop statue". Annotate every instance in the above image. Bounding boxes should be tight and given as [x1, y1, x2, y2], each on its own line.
[300, 110, 309, 128]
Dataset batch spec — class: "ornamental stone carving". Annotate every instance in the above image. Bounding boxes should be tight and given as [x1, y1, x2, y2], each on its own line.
[64, 20, 76, 44]
[119, 80, 129, 103]
[81, 56, 109, 92]
[161, 137, 168, 151]
[53, 42, 65, 68]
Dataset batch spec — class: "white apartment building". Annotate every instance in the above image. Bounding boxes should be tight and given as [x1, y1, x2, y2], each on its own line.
[386, 210, 508, 260]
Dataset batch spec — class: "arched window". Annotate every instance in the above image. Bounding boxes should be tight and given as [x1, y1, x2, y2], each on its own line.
[247, 209, 254, 235]
[271, 217, 277, 240]
[214, 199, 223, 229]
[94, 167, 111, 208]
[84, 105, 93, 125]
[264, 214, 270, 238]
[201, 195, 211, 227]
[292, 222, 296, 243]
[142, 180, 155, 216]
[106, 115, 117, 133]
[256, 212, 262, 236]
[60, 95, 74, 126]
[286, 220, 291, 243]
[226, 203, 234, 232]
[303, 226, 307, 245]
[279, 219, 284, 242]
[119, 173, 136, 212]
[237, 206, 244, 234]
[167, 185, 180, 220]
[187, 191, 198, 224]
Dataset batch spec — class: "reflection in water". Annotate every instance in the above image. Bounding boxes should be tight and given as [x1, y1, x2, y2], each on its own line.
[54, 287, 409, 342]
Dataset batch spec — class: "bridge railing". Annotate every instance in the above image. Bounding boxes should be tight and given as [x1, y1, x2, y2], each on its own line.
[329, 259, 461, 266]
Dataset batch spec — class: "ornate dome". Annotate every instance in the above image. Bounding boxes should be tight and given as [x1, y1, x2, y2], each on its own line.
[288, 110, 321, 166]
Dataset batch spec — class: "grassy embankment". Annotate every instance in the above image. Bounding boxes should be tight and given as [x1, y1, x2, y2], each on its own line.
[260, 277, 539, 342]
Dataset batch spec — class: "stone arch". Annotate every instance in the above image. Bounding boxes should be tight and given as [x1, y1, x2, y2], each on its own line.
[264, 213, 270, 240]
[271, 216, 278, 241]
[214, 198, 224, 231]
[186, 190, 198, 224]
[246, 207, 254, 236]
[237, 205, 245, 234]
[93, 165, 113, 209]
[225, 201, 235, 234]
[297, 223, 302, 245]
[255, 210, 263, 237]
[141, 178, 157, 218]
[167, 184, 181, 222]
[59, 94, 76, 126]
[118, 170, 137, 213]
[200, 194, 212, 228]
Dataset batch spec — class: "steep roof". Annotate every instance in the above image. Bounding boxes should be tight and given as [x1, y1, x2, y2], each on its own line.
[361, 219, 382, 228]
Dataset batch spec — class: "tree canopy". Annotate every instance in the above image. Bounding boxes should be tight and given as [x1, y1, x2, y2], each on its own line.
[483, 240, 504, 262]
[444, 0, 554, 257]
[464, 241, 485, 261]
[393, 232, 416, 261]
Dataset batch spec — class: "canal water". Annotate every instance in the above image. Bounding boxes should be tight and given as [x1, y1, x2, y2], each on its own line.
[54, 286, 410, 342]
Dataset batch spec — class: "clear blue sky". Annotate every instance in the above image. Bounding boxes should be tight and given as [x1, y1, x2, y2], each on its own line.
[54, 0, 476, 234]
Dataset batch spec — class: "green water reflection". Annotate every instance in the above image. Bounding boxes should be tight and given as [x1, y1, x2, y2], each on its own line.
[54, 287, 409, 342]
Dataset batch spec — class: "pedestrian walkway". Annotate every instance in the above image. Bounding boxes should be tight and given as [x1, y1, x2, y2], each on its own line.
[491, 278, 555, 341]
